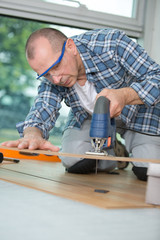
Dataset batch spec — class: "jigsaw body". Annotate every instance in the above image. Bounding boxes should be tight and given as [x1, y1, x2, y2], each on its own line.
[89, 96, 116, 155]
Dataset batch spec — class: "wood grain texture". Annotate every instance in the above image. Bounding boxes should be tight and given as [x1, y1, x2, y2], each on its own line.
[0, 159, 153, 209]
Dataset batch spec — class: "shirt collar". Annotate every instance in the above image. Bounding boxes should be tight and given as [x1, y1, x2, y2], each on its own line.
[74, 41, 99, 74]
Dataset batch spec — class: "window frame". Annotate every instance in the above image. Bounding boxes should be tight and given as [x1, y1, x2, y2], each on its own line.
[0, 0, 145, 38]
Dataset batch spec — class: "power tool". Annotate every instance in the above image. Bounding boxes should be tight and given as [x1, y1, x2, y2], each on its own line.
[87, 96, 116, 155]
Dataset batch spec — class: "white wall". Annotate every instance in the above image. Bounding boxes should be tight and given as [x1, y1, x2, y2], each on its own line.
[142, 0, 160, 64]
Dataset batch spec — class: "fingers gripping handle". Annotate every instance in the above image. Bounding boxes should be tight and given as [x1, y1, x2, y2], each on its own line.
[90, 96, 116, 148]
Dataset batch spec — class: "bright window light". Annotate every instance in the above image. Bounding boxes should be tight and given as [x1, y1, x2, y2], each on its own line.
[41, 0, 134, 17]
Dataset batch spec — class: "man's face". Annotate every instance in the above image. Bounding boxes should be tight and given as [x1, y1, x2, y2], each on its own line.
[27, 37, 79, 87]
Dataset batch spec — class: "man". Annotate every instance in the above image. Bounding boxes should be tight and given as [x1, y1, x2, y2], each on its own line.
[2, 28, 160, 180]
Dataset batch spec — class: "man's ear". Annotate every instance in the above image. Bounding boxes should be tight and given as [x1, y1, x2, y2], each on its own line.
[66, 38, 77, 55]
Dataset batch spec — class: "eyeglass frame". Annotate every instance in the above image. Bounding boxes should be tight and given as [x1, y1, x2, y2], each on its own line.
[36, 41, 67, 80]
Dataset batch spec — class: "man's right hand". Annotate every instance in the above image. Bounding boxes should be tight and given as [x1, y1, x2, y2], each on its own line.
[1, 127, 60, 152]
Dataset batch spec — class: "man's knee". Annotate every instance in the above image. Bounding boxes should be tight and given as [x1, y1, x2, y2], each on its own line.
[66, 159, 96, 174]
[124, 131, 160, 181]
[132, 166, 148, 181]
[60, 121, 93, 168]
[60, 156, 83, 168]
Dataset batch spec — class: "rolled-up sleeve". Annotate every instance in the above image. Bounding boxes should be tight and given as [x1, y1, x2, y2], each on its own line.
[116, 31, 160, 107]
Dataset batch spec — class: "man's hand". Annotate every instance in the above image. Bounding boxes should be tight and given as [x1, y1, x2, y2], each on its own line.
[96, 87, 143, 118]
[1, 127, 60, 152]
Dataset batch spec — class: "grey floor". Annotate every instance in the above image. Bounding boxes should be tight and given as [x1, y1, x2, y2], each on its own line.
[0, 180, 160, 240]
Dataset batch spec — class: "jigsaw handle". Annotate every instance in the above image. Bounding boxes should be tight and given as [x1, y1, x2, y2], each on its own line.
[90, 96, 116, 148]
[93, 96, 110, 114]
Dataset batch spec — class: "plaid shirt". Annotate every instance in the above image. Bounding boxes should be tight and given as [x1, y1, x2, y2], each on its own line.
[17, 28, 160, 139]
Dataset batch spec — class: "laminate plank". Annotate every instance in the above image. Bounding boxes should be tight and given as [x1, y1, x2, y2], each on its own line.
[0, 160, 152, 209]
[1, 145, 160, 163]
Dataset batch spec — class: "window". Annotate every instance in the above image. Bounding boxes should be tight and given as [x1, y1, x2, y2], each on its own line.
[1, 0, 145, 38]
[42, 0, 134, 17]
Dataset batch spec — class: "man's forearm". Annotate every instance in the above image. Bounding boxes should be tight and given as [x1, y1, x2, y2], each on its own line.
[23, 127, 43, 138]
[97, 87, 144, 118]
[122, 87, 144, 105]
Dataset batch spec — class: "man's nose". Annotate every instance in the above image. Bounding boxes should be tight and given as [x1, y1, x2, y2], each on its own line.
[52, 75, 62, 84]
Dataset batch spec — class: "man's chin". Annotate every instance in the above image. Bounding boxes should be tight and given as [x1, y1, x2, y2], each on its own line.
[61, 78, 76, 87]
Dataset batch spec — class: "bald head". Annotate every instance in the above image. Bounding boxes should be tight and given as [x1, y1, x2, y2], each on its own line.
[26, 28, 67, 59]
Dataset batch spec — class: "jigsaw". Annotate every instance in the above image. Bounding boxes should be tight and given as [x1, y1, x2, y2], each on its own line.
[87, 96, 116, 155]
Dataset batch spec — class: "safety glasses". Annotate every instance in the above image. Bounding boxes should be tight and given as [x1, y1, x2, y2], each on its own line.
[36, 41, 66, 80]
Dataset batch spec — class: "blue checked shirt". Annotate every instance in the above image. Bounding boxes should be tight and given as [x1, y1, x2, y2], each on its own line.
[17, 28, 160, 139]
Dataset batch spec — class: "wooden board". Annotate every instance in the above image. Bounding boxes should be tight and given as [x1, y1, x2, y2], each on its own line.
[0, 159, 155, 209]
[0, 145, 160, 163]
